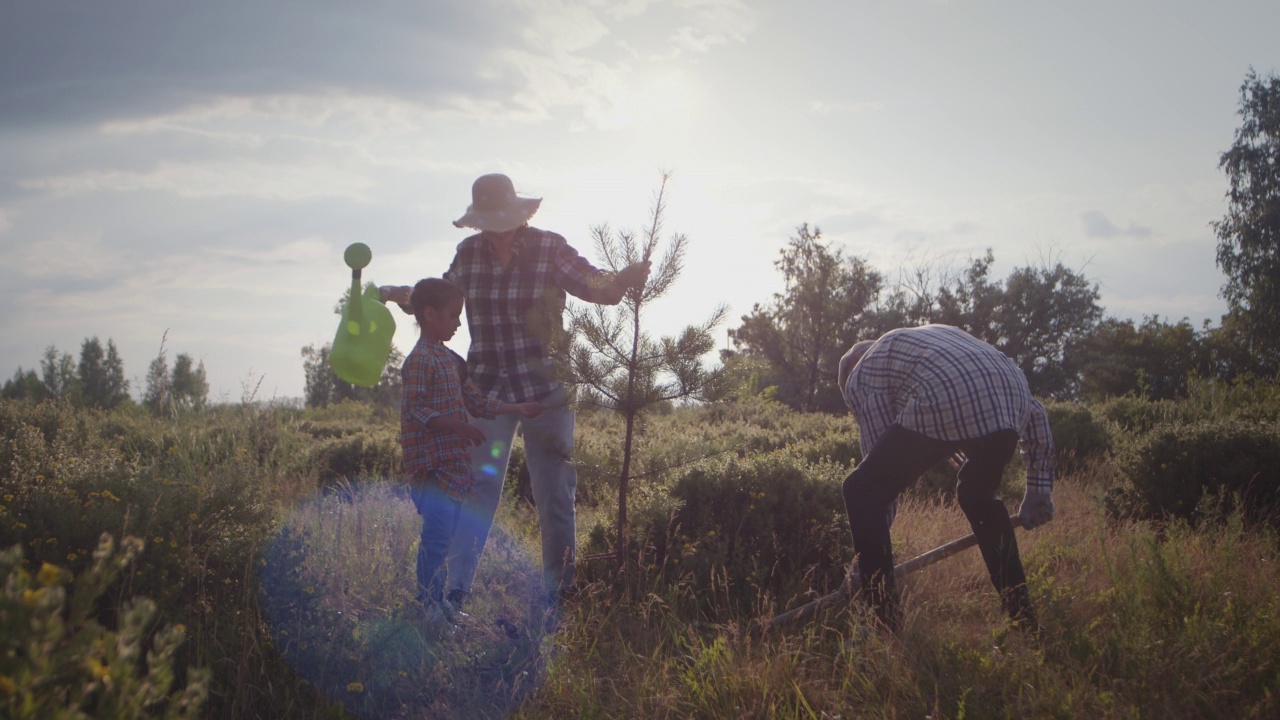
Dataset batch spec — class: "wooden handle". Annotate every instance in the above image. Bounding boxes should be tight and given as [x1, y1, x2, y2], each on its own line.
[753, 515, 1023, 634]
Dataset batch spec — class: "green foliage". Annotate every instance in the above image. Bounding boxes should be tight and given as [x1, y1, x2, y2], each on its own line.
[730, 223, 883, 413]
[1059, 517, 1280, 718]
[1073, 315, 1214, 400]
[568, 172, 726, 561]
[660, 453, 851, 617]
[2, 368, 48, 402]
[9, 381, 1280, 718]
[40, 346, 80, 402]
[1043, 401, 1114, 471]
[988, 262, 1103, 398]
[1182, 373, 1280, 424]
[143, 334, 210, 417]
[1214, 69, 1280, 374]
[306, 427, 401, 490]
[77, 337, 131, 410]
[0, 535, 209, 719]
[0, 399, 296, 718]
[1113, 419, 1280, 525]
[1093, 394, 1188, 436]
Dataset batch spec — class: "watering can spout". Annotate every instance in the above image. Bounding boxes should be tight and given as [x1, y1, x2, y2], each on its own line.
[328, 243, 396, 387]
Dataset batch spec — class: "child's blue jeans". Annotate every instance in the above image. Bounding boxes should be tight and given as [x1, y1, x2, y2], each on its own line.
[411, 480, 463, 604]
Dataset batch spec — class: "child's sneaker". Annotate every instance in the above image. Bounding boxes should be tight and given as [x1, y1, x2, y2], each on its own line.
[439, 596, 472, 627]
[416, 598, 448, 626]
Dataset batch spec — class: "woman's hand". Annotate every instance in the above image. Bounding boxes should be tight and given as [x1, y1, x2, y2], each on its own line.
[431, 417, 486, 446]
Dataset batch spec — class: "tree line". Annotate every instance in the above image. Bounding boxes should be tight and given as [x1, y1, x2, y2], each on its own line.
[723, 69, 1280, 413]
[721, 229, 1241, 413]
[3, 335, 208, 416]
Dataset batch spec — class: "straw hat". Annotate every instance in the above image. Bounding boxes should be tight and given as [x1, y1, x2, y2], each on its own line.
[452, 173, 542, 232]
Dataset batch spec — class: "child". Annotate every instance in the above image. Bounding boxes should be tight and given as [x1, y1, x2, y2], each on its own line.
[400, 277, 542, 625]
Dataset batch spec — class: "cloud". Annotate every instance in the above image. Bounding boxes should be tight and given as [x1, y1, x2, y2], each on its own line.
[1080, 210, 1152, 239]
[1, 0, 756, 132]
[0, 1, 528, 127]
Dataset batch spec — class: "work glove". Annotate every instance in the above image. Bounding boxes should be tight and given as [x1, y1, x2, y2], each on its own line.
[1018, 489, 1055, 530]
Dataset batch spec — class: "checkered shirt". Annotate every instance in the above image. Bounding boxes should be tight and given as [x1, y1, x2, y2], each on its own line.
[401, 337, 504, 500]
[843, 324, 1055, 494]
[444, 226, 610, 402]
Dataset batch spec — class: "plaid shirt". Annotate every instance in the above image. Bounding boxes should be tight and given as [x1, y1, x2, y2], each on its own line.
[401, 337, 504, 500]
[444, 226, 610, 402]
[843, 324, 1055, 494]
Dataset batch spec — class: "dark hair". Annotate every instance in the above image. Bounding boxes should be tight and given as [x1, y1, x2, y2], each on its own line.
[410, 278, 463, 322]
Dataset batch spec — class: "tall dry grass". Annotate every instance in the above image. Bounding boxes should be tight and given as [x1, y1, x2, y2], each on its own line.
[5, 396, 1279, 718]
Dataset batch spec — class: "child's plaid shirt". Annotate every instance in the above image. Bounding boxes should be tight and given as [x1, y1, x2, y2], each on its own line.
[444, 226, 612, 402]
[400, 337, 504, 500]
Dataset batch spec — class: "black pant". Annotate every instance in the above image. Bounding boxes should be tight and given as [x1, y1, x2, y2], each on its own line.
[841, 425, 1030, 628]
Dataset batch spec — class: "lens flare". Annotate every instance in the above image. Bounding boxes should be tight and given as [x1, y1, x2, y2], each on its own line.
[259, 481, 552, 718]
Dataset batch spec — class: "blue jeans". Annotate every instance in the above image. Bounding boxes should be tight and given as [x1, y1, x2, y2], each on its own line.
[411, 481, 462, 604]
[447, 386, 577, 599]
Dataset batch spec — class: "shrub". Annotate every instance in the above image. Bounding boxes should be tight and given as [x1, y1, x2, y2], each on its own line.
[0, 399, 288, 719]
[0, 535, 210, 719]
[1094, 395, 1188, 438]
[307, 429, 401, 489]
[1044, 401, 1114, 472]
[658, 452, 850, 617]
[1113, 419, 1280, 526]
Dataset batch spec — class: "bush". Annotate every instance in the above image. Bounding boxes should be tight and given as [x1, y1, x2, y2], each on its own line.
[659, 452, 851, 617]
[1094, 395, 1188, 437]
[1045, 401, 1114, 472]
[0, 535, 209, 719]
[307, 429, 401, 490]
[0, 398, 291, 719]
[1113, 419, 1280, 526]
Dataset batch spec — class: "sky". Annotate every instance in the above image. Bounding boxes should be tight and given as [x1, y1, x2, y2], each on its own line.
[2, 0, 1277, 403]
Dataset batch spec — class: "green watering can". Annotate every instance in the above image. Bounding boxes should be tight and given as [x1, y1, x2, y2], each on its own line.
[329, 243, 396, 387]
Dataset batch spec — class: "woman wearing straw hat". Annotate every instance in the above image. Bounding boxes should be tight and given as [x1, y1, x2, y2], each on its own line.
[384, 173, 649, 627]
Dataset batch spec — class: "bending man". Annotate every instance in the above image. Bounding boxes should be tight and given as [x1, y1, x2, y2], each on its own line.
[838, 324, 1056, 632]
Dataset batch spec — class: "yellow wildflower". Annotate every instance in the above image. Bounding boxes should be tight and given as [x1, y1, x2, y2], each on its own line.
[86, 658, 110, 680]
[66, 553, 78, 562]
[22, 588, 43, 607]
[346, 682, 365, 693]
[2, 494, 12, 502]
[37, 562, 65, 587]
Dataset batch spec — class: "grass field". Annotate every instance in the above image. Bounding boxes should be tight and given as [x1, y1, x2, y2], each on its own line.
[2, 395, 1278, 719]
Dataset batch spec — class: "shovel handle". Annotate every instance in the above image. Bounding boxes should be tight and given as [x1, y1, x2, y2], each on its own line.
[753, 515, 1023, 634]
